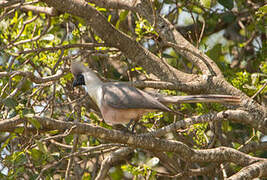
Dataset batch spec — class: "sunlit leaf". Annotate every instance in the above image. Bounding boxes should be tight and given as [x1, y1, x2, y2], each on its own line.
[218, 0, 234, 10]
[3, 97, 18, 108]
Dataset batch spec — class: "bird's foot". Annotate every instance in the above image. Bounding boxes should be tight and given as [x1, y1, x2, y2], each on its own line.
[112, 124, 132, 133]
[126, 119, 138, 133]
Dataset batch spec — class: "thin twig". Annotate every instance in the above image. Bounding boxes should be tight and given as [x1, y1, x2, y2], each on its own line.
[251, 81, 267, 99]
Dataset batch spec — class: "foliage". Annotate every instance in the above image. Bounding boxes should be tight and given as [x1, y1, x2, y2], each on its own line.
[0, 0, 266, 179]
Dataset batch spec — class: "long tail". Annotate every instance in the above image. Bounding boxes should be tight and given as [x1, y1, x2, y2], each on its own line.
[156, 95, 241, 105]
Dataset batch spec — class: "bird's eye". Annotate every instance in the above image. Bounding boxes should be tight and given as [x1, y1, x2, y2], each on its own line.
[76, 74, 85, 85]
[77, 74, 83, 80]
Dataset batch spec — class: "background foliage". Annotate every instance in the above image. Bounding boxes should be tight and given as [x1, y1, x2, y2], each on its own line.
[0, 0, 266, 179]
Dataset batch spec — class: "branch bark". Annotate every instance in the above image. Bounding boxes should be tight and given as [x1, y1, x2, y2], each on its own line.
[95, 147, 133, 180]
[0, 69, 66, 84]
[1, 115, 265, 168]
[227, 161, 267, 180]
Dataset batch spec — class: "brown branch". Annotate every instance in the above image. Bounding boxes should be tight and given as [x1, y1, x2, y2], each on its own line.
[87, 0, 221, 76]
[40, 0, 201, 92]
[159, 164, 218, 178]
[0, 116, 26, 130]
[17, 43, 108, 54]
[227, 160, 267, 180]
[20, 5, 58, 16]
[0, 115, 265, 167]
[35, 143, 119, 179]
[65, 107, 80, 179]
[135, 1, 223, 77]
[148, 110, 266, 137]
[0, 69, 66, 84]
[0, 7, 16, 22]
[86, 0, 135, 10]
[50, 140, 125, 151]
[95, 147, 133, 180]
[127, 79, 205, 93]
[0, 0, 21, 8]
[3, 77, 27, 100]
[6, 16, 39, 48]
[2, 0, 58, 16]
[152, 151, 182, 174]
[238, 141, 267, 154]
[0, 16, 51, 52]
[252, 81, 267, 99]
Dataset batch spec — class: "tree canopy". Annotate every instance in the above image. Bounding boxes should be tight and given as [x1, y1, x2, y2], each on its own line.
[0, 0, 266, 179]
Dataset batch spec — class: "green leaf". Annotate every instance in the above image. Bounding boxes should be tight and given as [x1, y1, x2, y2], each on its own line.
[36, 140, 48, 153]
[21, 79, 32, 92]
[0, 133, 16, 153]
[82, 173, 91, 180]
[64, 134, 74, 144]
[2, 97, 18, 108]
[222, 13, 236, 23]
[162, 53, 176, 58]
[27, 117, 42, 129]
[22, 108, 35, 116]
[258, 5, 267, 13]
[116, 10, 129, 29]
[200, 0, 211, 8]
[10, 11, 18, 25]
[29, 148, 43, 161]
[95, 6, 106, 12]
[207, 44, 222, 61]
[218, 0, 234, 10]
[14, 127, 24, 134]
[13, 151, 26, 165]
[107, 14, 112, 22]
[256, 5, 267, 18]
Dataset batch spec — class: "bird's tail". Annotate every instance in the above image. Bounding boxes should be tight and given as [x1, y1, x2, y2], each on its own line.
[156, 95, 241, 105]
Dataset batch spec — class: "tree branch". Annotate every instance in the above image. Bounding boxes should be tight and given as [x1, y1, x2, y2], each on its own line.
[0, 69, 66, 84]
[41, 0, 202, 92]
[148, 110, 267, 137]
[95, 147, 133, 180]
[0, 115, 265, 167]
[227, 160, 267, 180]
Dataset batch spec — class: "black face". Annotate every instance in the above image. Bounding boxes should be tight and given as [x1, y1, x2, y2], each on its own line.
[73, 73, 85, 87]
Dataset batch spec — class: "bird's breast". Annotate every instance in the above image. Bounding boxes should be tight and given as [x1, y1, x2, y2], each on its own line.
[84, 85, 103, 109]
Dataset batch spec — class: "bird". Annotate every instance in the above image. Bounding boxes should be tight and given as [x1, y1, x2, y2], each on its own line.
[71, 61, 240, 127]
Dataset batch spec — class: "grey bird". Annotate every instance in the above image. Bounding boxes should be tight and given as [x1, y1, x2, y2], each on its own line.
[71, 62, 240, 125]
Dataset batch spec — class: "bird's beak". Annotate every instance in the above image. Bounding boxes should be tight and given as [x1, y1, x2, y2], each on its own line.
[72, 78, 79, 87]
[72, 74, 85, 87]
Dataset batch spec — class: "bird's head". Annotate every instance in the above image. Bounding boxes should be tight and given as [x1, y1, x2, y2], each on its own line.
[71, 62, 88, 87]
[71, 61, 101, 87]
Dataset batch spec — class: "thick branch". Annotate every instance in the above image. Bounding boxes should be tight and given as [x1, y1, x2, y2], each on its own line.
[148, 110, 267, 137]
[88, 0, 223, 76]
[0, 69, 66, 84]
[86, 0, 134, 10]
[41, 0, 202, 91]
[0, 0, 21, 8]
[95, 147, 133, 180]
[20, 5, 58, 16]
[239, 142, 267, 154]
[0, 115, 265, 167]
[227, 161, 267, 180]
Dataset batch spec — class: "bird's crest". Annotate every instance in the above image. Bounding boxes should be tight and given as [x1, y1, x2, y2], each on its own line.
[70, 61, 90, 76]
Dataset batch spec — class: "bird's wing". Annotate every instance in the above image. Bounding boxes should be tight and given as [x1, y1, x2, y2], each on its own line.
[102, 83, 171, 111]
